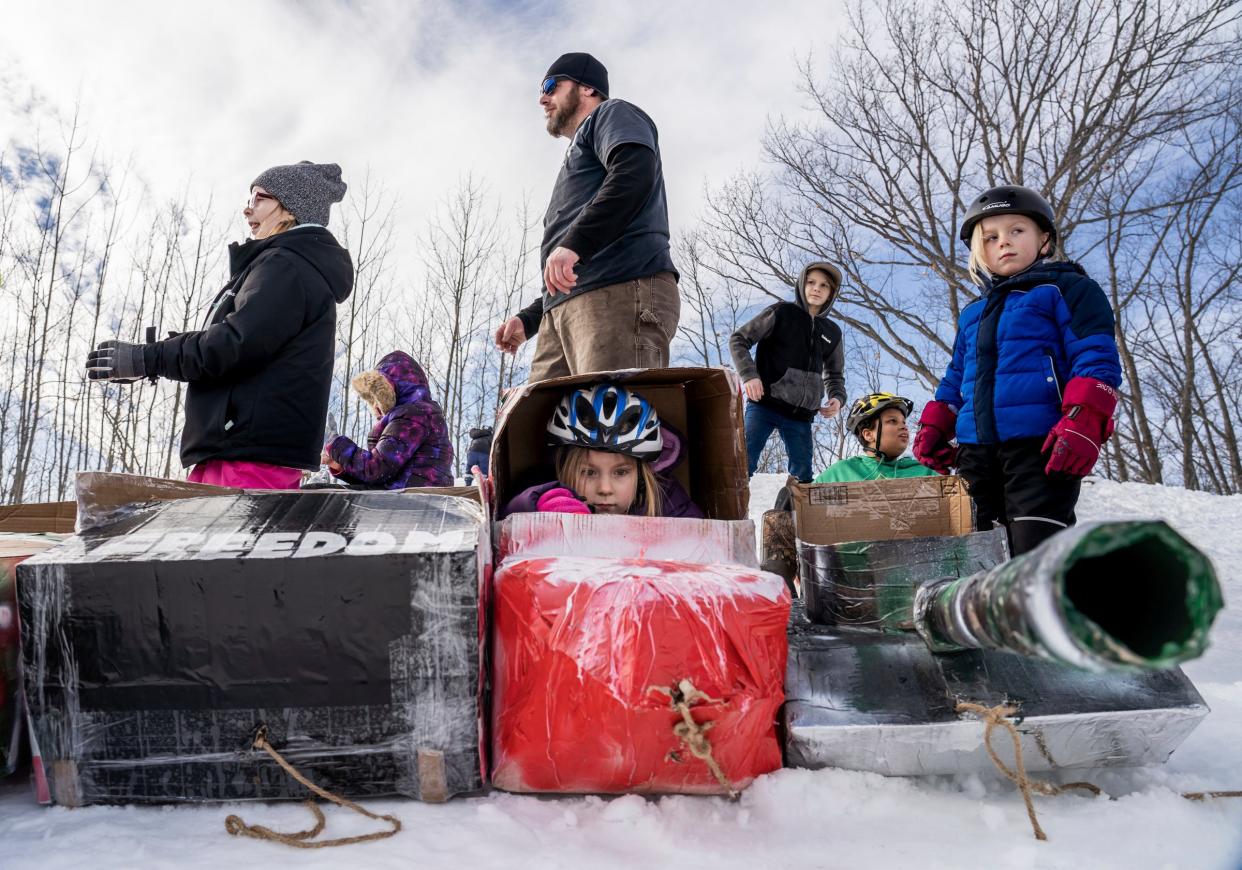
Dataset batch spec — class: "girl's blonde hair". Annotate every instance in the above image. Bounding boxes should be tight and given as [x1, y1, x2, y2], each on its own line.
[966, 219, 1057, 287]
[555, 446, 663, 517]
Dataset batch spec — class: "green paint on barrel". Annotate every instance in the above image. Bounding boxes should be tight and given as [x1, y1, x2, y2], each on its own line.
[1059, 521, 1222, 668]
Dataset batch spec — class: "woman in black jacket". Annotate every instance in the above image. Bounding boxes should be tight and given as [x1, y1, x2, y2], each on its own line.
[86, 161, 353, 488]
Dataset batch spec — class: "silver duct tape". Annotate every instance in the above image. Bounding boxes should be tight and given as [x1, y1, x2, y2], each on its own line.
[783, 619, 1208, 777]
[797, 529, 1009, 631]
[912, 520, 1221, 670]
[786, 707, 1208, 776]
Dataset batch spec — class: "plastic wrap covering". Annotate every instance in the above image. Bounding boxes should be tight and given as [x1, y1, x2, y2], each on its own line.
[2, 535, 65, 776]
[913, 521, 1222, 671]
[799, 529, 1009, 630]
[17, 491, 488, 805]
[497, 511, 758, 567]
[491, 554, 790, 795]
[783, 603, 1209, 776]
[74, 472, 244, 532]
[73, 471, 482, 532]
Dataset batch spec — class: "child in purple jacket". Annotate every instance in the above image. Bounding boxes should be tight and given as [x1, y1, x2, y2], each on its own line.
[499, 383, 703, 519]
[324, 351, 454, 489]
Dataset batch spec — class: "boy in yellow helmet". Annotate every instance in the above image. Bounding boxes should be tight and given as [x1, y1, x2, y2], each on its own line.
[815, 393, 942, 482]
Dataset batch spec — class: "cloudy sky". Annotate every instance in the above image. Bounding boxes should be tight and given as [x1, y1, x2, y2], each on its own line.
[0, 0, 846, 256]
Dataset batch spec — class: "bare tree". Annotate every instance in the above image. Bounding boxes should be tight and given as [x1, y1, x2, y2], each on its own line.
[419, 176, 501, 463]
[331, 169, 397, 437]
[698, 0, 1242, 490]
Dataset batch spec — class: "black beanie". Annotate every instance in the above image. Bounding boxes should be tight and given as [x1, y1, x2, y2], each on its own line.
[544, 52, 609, 98]
[250, 161, 347, 226]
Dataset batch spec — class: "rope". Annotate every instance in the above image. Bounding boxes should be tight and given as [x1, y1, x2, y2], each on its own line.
[1183, 790, 1242, 801]
[956, 701, 1102, 841]
[650, 678, 739, 800]
[223, 726, 402, 849]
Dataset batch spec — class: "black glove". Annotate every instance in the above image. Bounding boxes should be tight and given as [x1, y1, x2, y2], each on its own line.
[85, 339, 149, 383]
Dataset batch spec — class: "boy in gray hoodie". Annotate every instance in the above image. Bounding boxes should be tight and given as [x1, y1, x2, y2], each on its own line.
[729, 261, 847, 481]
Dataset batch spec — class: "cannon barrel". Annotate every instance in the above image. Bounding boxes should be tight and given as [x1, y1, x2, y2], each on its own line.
[911, 521, 1222, 671]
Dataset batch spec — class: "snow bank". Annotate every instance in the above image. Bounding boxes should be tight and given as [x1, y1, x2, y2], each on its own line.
[2, 475, 1240, 869]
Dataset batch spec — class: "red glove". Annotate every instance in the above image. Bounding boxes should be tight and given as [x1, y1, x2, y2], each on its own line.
[913, 401, 959, 474]
[1043, 377, 1118, 477]
[536, 487, 591, 515]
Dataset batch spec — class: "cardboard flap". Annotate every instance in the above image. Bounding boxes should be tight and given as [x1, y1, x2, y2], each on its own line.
[0, 501, 76, 534]
[75, 472, 483, 531]
[789, 476, 974, 546]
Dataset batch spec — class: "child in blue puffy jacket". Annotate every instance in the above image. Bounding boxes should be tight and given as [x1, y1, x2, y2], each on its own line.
[912, 185, 1122, 556]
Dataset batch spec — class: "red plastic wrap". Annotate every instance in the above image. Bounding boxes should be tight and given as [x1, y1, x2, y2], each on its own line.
[491, 554, 790, 795]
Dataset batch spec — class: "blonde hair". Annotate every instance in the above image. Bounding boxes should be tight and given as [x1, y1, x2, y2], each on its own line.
[966, 219, 1057, 287]
[266, 210, 299, 237]
[555, 446, 663, 517]
[255, 200, 299, 239]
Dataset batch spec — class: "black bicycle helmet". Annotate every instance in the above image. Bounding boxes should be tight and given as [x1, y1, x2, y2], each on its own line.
[958, 185, 1057, 247]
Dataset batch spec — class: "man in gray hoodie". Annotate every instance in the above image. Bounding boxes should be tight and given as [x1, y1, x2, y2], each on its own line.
[729, 261, 847, 482]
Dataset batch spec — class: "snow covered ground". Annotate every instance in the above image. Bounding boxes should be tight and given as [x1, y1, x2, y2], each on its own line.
[3, 474, 1241, 869]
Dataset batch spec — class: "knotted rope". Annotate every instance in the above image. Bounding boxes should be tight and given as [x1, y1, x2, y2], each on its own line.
[223, 726, 402, 849]
[956, 701, 1102, 841]
[650, 678, 738, 800]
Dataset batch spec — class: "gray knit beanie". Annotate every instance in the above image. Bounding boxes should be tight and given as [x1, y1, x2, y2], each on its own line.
[250, 160, 347, 226]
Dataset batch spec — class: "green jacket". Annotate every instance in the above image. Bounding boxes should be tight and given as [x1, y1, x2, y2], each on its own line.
[814, 454, 940, 483]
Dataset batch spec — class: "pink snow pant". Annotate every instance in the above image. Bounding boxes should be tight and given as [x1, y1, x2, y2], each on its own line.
[187, 460, 303, 489]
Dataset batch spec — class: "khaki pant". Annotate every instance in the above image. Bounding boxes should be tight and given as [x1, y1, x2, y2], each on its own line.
[527, 272, 680, 382]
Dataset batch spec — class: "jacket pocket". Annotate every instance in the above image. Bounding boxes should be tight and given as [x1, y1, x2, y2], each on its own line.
[220, 386, 238, 438]
[1043, 353, 1062, 404]
[223, 381, 259, 440]
[770, 368, 823, 411]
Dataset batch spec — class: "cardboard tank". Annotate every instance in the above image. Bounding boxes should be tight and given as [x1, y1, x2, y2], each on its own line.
[771, 477, 1221, 776]
[17, 475, 488, 806]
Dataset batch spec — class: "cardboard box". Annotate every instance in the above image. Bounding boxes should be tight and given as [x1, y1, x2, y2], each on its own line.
[789, 476, 974, 546]
[19, 489, 488, 805]
[491, 551, 789, 795]
[490, 367, 748, 521]
[0, 502, 76, 534]
[75, 471, 481, 530]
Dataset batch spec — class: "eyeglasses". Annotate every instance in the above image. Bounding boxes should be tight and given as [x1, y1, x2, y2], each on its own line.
[540, 76, 567, 96]
[246, 191, 277, 210]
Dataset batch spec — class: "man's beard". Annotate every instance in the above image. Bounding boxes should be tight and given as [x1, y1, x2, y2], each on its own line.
[545, 87, 581, 137]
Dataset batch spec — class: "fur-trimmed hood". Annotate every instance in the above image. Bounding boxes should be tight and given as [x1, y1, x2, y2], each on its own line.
[351, 351, 432, 411]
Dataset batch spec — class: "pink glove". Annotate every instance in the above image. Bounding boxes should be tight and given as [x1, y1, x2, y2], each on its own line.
[913, 400, 959, 474]
[536, 487, 591, 515]
[1043, 377, 1118, 477]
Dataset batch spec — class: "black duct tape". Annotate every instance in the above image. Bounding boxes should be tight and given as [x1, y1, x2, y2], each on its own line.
[18, 491, 486, 805]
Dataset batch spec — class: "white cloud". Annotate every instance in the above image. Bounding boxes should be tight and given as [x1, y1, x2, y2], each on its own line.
[0, 0, 846, 274]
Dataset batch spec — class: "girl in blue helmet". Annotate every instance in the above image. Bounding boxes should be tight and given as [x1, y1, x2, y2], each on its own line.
[913, 185, 1122, 556]
[499, 383, 703, 519]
